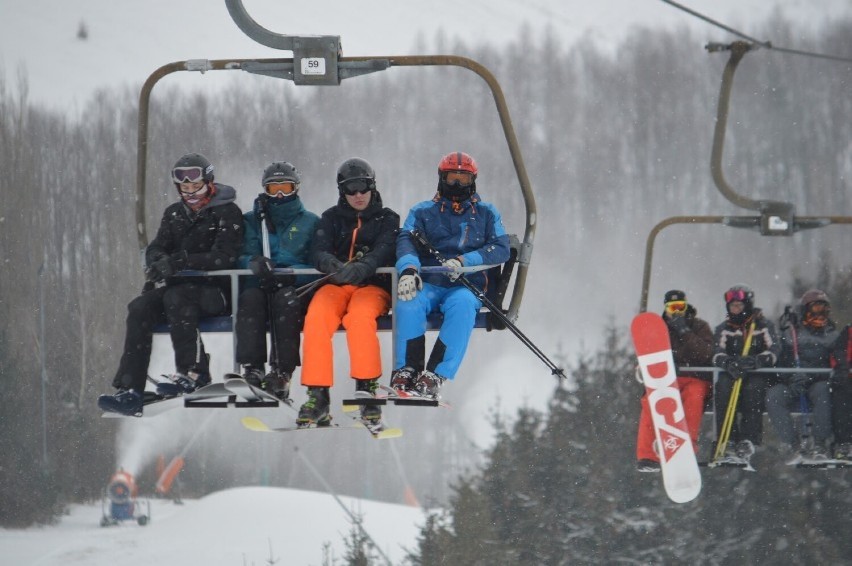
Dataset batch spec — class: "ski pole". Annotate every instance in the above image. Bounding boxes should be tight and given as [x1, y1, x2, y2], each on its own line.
[409, 229, 566, 379]
[713, 320, 756, 461]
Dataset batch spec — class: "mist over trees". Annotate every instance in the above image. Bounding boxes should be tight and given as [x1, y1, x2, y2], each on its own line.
[1, 14, 851, 543]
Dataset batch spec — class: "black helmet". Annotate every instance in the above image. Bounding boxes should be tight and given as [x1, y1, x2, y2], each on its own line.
[172, 153, 214, 184]
[262, 161, 300, 186]
[336, 158, 376, 193]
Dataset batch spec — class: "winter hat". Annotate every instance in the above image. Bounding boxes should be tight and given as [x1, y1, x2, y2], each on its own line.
[664, 290, 686, 303]
[800, 289, 829, 307]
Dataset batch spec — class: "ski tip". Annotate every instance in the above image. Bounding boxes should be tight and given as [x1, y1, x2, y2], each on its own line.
[373, 427, 403, 439]
[240, 416, 272, 432]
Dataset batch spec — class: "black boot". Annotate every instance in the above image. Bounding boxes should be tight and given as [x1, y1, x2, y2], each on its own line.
[241, 365, 265, 388]
[263, 369, 291, 401]
[297, 387, 331, 426]
[356, 378, 381, 421]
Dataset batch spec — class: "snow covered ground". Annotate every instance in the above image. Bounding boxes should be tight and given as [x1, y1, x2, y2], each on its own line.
[0, 486, 425, 566]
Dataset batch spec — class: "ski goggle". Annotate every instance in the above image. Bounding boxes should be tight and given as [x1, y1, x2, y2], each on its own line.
[340, 179, 373, 195]
[172, 166, 205, 184]
[806, 301, 830, 315]
[725, 289, 749, 303]
[443, 171, 475, 187]
[265, 181, 297, 196]
[665, 300, 687, 314]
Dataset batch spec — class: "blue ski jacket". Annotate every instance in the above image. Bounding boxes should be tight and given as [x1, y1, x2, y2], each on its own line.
[396, 193, 510, 292]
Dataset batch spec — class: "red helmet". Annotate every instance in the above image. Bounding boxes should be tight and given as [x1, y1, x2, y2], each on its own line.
[438, 152, 478, 176]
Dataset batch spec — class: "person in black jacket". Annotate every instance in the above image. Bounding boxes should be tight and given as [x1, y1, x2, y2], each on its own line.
[830, 324, 852, 462]
[767, 289, 837, 464]
[98, 153, 243, 416]
[711, 284, 780, 465]
[296, 158, 399, 427]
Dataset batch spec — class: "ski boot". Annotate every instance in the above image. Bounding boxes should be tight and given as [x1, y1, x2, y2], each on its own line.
[834, 443, 852, 463]
[297, 387, 331, 427]
[734, 440, 755, 464]
[636, 459, 661, 473]
[414, 370, 445, 399]
[241, 365, 265, 388]
[390, 366, 417, 392]
[263, 369, 291, 402]
[157, 367, 211, 397]
[355, 378, 382, 422]
[98, 389, 144, 417]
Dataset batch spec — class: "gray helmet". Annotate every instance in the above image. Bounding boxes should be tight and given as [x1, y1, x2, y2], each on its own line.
[172, 153, 214, 184]
[262, 161, 300, 187]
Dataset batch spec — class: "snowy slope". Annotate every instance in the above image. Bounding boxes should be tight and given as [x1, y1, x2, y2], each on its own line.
[0, 486, 424, 565]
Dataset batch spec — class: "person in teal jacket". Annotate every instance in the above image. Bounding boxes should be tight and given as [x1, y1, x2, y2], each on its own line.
[235, 161, 320, 401]
[391, 151, 510, 399]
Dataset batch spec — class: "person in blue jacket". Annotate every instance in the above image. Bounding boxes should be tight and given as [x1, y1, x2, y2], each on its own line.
[391, 151, 510, 399]
[234, 161, 319, 401]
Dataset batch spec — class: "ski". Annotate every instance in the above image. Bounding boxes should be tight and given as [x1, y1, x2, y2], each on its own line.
[240, 415, 401, 439]
[631, 312, 702, 503]
[701, 460, 756, 472]
[340, 405, 404, 439]
[100, 382, 235, 417]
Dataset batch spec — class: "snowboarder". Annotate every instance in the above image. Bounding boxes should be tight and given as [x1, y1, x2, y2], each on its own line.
[711, 284, 780, 465]
[234, 161, 320, 401]
[98, 153, 244, 415]
[636, 290, 713, 472]
[766, 289, 837, 464]
[390, 151, 511, 399]
[296, 158, 399, 426]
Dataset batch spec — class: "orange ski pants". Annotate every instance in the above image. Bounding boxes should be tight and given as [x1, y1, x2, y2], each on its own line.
[301, 283, 390, 387]
[636, 375, 710, 462]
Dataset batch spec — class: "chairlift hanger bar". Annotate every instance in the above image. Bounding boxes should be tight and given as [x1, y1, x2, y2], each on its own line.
[637, 6, 852, 312]
[135, 0, 536, 322]
[661, 0, 852, 63]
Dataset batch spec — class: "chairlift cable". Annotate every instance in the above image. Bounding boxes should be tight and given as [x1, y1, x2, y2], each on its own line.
[661, 0, 852, 64]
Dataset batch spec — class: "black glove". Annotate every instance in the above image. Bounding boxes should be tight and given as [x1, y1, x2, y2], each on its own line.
[667, 316, 689, 337]
[330, 261, 374, 286]
[756, 352, 774, 368]
[149, 256, 176, 280]
[249, 255, 274, 278]
[319, 255, 344, 275]
[738, 355, 759, 371]
[789, 372, 811, 396]
[722, 356, 741, 375]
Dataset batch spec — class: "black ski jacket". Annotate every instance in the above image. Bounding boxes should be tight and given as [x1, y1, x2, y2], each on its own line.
[311, 191, 400, 292]
[145, 183, 244, 292]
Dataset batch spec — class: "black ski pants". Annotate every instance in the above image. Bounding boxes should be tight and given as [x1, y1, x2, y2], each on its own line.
[831, 377, 852, 444]
[112, 283, 227, 392]
[235, 286, 306, 373]
[714, 371, 770, 445]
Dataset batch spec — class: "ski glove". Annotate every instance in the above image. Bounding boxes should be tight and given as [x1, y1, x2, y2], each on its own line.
[443, 258, 463, 282]
[331, 261, 374, 286]
[398, 268, 422, 301]
[789, 372, 813, 395]
[319, 255, 344, 275]
[667, 315, 689, 336]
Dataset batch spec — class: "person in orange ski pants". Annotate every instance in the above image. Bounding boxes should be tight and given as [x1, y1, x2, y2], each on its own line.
[636, 289, 713, 472]
[296, 157, 399, 427]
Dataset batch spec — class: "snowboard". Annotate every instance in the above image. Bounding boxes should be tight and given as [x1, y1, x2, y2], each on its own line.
[631, 312, 702, 503]
[241, 415, 402, 439]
